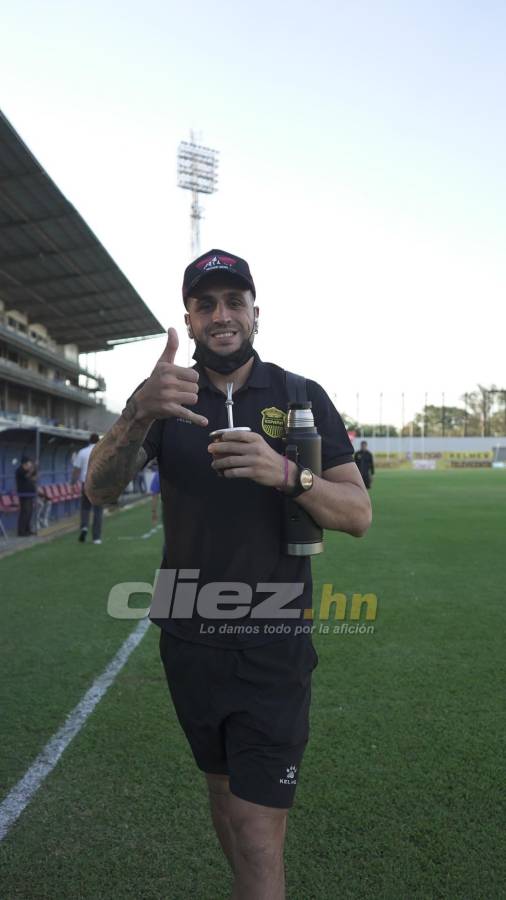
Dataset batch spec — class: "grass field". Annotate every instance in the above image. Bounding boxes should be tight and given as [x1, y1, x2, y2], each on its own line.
[0, 470, 505, 899]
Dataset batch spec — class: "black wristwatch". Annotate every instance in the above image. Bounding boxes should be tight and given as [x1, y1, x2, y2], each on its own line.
[286, 463, 314, 498]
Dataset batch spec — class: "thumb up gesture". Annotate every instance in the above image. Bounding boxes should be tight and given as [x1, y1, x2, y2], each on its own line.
[134, 328, 208, 427]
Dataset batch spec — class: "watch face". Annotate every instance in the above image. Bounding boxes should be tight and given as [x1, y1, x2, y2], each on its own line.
[300, 468, 313, 490]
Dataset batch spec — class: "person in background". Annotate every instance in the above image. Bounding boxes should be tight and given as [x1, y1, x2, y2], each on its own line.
[134, 466, 147, 494]
[72, 433, 103, 544]
[30, 460, 51, 530]
[15, 456, 36, 536]
[354, 440, 375, 489]
[150, 468, 161, 525]
[36, 483, 51, 530]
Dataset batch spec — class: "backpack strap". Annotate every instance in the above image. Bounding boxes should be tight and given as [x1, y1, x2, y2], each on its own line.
[285, 370, 308, 404]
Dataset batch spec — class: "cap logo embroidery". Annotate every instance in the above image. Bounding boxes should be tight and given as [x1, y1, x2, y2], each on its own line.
[196, 254, 237, 271]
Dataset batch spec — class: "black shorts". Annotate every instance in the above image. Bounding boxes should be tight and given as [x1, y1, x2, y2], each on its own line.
[159, 630, 318, 809]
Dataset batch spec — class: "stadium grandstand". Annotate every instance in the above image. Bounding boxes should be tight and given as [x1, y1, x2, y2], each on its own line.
[0, 108, 164, 537]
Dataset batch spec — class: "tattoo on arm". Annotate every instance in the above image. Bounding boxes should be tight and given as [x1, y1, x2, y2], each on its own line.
[85, 400, 153, 504]
[121, 395, 139, 423]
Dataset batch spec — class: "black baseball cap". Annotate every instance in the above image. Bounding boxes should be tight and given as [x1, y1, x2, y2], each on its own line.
[182, 249, 256, 304]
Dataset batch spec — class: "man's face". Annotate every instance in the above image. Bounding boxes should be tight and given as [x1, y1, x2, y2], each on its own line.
[361, 442, 367, 450]
[185, 276, 258, 356]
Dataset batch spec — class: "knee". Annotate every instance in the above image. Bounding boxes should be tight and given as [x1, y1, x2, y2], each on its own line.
[232, 815, 286, 871]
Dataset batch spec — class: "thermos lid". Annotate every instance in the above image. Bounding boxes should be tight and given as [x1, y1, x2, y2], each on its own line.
[288, 401, 312, 410]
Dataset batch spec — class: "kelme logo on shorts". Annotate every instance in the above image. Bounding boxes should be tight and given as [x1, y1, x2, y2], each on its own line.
[280, 765, 297, 785]
[261, 406, 287, 439]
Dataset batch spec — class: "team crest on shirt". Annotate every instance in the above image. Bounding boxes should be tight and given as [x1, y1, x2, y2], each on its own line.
[260, 407, 287, 439]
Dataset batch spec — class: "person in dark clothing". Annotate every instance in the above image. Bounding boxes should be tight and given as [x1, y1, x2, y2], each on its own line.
[354, 440, 375, 489]
[15, 456, 36, 536]
[85, 248, 372, 900]
[72, 433, 103, 544]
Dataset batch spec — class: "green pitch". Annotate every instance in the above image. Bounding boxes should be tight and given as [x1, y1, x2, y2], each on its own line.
[0, 471, 504, 899]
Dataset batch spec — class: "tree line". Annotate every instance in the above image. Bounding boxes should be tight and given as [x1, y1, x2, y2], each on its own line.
[343, 385, 506, 438]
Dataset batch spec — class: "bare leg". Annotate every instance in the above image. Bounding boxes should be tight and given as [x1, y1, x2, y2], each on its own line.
[230, 794, 287, 900]
[206, 774, 237, 874]
[205, 773, 288, 900]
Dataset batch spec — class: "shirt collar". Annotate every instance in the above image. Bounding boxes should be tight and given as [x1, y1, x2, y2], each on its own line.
[195, 350, 271, 394]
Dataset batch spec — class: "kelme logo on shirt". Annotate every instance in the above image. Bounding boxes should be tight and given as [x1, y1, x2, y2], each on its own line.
[261, 406, 287, 439]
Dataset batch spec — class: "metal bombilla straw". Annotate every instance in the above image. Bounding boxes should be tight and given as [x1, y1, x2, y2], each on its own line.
[220, 382, 250, 434]
[208, 383, 251, 459]
[226, 382, 234, 429]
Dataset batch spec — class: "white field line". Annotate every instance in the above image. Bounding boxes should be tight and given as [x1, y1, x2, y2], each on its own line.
[117, 524, 163, 541]
[0, 618, 151, 842]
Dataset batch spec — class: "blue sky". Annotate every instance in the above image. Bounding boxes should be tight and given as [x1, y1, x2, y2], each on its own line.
[1, 1, 505, 424]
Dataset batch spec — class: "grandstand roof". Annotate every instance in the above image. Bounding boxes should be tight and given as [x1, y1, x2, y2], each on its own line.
[0, 417, 90, 441]
[0, 109, 165, 353]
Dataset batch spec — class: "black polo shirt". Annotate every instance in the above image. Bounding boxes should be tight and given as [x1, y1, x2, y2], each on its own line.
[142, 351, 354, 648]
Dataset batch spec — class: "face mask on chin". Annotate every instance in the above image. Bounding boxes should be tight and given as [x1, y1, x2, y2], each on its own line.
[192, 337, 255, 374]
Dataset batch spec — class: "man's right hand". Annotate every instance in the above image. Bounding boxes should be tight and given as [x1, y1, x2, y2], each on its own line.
[132, 328, 208, 427]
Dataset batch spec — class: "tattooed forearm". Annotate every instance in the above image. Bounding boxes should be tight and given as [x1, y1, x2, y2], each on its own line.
[85, 398, 154, 505]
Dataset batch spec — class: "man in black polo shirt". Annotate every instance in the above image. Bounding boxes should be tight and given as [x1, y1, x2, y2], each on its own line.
[15, 456, 36, 536]
[86, 250, 371, 900]
[355, 440, 375, 489]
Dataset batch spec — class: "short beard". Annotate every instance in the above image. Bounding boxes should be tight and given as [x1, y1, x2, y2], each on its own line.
[193, 317, 256, 373]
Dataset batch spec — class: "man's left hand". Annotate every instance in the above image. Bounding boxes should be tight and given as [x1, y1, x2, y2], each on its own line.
[208, 431, 290, 489]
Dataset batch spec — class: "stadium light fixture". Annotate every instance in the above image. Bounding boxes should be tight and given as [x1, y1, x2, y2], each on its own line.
[177, 134, 219, 259]
[177, 133, 219, 364]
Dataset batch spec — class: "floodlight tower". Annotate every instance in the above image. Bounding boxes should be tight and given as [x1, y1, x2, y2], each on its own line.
[177, 133, 219, 362]
[177, 132, 219, 259]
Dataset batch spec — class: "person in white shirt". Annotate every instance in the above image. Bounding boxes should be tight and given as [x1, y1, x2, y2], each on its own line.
[72, 433, 103, 544]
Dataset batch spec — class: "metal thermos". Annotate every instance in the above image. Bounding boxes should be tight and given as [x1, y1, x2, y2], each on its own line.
[282, 402, 324, 556]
